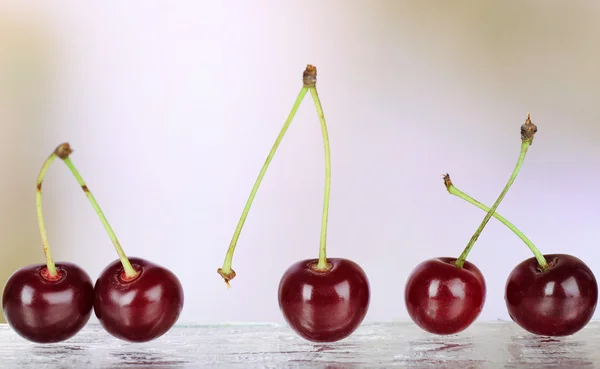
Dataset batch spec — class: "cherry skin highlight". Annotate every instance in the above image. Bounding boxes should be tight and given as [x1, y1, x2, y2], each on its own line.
[93, 257, 184, 342]
[1, 262, 94, 343]
[505, 253, 598, 336]
[405, 257, 486, 335]
[278, 258, 370, 342]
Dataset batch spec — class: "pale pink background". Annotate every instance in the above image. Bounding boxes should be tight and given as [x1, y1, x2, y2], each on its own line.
[1, 1, 599, 326]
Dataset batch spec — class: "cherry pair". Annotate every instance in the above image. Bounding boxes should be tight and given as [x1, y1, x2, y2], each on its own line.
[217, 65, 370, 343]
[1, 143, 184, 343]
[405, 116, 598, 337]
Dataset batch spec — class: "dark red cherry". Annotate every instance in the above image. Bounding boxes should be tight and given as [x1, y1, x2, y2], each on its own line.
[1, 262, 94, 343]
[505, 253, 598, 336]
[278, 258, 370, 342]
[93, 257, 184, 342]
[405, 257, 486, 335]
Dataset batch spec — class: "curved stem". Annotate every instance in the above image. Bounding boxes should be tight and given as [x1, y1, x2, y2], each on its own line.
[455, 141, 530, 267]
[443, 174, 548, 269]
[455, 115, 537, 268]
[218, 87, 309, 285]
[58, 151, 137, 279]
[36, 152, 59, 278]
[309, 87, 332, 271]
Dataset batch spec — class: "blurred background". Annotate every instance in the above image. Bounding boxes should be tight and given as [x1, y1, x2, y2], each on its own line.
[0, 1, 599, 326]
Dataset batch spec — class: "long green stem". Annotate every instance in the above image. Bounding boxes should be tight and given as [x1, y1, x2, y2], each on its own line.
[455, 115, 537, 268]
[218, 86, 309, 285]
[55, 145, 137, 279]
[36, 152, 59, 278]
[309, 87, 332, 271]
[443, 174, 547, 269]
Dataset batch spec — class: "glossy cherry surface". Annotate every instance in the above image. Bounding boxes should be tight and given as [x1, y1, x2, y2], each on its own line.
[278, 258, 370, 342]
[1, 262, 94, 343]
[93, 257, 184, 342]
[505, 253, 598, 336]
[405, 257, 486, 335]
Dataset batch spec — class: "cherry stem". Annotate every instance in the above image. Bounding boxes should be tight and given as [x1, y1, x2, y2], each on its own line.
[443, 174, 548, 270]
[218, 79, 310, 286]
[455, 114, 538, 268]
[308, 84, 332, 272]
[54, 143, 138, 279]
[36, 150, 60, 278]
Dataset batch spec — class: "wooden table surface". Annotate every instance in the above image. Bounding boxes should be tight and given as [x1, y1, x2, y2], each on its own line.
[1, 321, 599, 368]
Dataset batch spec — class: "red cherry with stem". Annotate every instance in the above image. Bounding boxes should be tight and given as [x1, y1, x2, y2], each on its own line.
[506, 254, 597, 336]
[218, 65, 370, 342]
[278, 258, 370, 342]
[93, 257, 184, 342]
[405, 114, 538, 335]
[54, 143, 184, 342]
[1, 144, 94, 343]
[404, 257, 485, 335]
[444, 138, 598, 337]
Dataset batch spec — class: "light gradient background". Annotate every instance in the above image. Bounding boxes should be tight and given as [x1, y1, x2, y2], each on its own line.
[1, 1, 599, 327]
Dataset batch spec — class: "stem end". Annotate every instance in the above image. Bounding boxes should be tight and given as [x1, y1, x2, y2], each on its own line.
[312, 260, 333, 273]
[54, 143, 73, 160]
[442, 173, 453, 192]
[41, 266, 62, 282]
[218, 268, 236, 288]
[303, 64, 317, 87]
[521, 113, 538, 144]
[537, 256, 551, 271]
[117, 254, 138, 279]
[119, 268, 141, 282]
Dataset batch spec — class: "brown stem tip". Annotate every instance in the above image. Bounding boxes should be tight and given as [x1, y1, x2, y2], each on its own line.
[217, 268, 236, 288]
[442, 173, 453, 191]
[303, 64, 317, 87]
[54, 143, 73, 160]
[521, 113, 538, 144]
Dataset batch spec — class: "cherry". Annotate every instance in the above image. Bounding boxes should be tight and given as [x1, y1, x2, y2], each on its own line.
[404, 258, 485, 335]
[278, 258, 370, 342]
[405, 114, 538, 335]
[53, 143, 184, 342]
[505, 254, 597, 336]
[1, 144, 94, 343]
[444, 117, 598, 336]
[94, 257, 184, 342]
[2, 263, 94, 343]
[217, 65, 370, 342]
